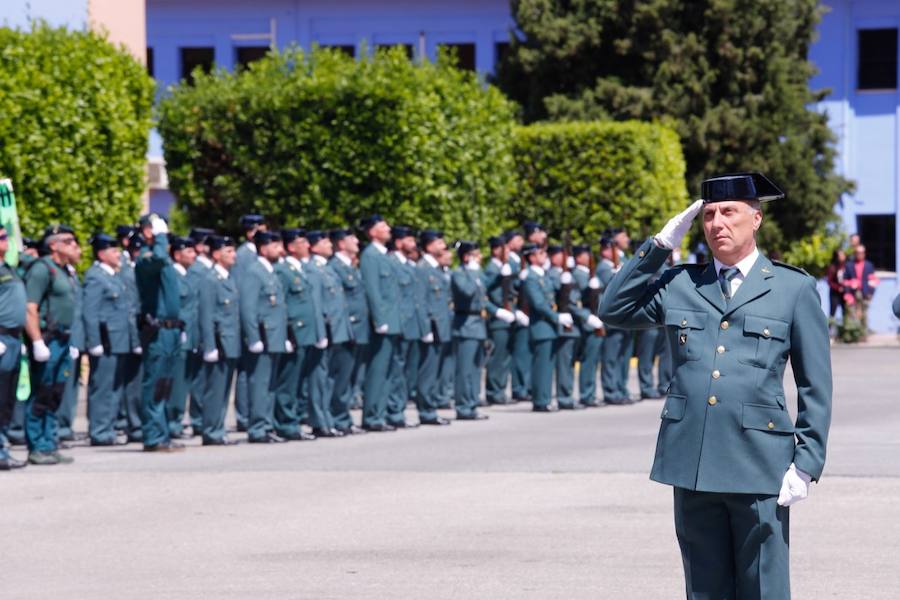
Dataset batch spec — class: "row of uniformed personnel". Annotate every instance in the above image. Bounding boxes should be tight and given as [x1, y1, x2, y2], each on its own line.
[0, 213, 667, 469]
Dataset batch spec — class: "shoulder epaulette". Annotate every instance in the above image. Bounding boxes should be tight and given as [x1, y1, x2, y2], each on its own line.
[771, 260, 810, 277]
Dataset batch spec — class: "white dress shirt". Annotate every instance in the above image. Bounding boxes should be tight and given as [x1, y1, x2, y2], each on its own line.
[713, 247, 760, 298]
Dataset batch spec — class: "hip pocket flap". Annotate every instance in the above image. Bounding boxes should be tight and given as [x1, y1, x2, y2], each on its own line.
[661, 394, 686, 421]
[742, 403, 794, 433]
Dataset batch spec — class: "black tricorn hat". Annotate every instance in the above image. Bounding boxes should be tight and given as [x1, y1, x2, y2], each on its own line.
[455, 240, 478, 261]
[207, 235, 236, 251]
[89, 233, 118, 253]
[521, 242, 540, 257]
[169, 236, 196, 253]
[701, 172, 784, 203]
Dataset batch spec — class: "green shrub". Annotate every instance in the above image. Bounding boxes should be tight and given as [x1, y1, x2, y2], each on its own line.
[508, 121, 688, 243]
[781, 227, 844, 278]
[0, 23, 153, 254]
[157, 46, 517, 241]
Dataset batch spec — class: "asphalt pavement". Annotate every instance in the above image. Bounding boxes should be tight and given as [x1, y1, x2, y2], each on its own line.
[2, 347, 898, 598]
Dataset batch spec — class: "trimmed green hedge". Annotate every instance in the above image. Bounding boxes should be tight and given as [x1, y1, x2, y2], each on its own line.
[508, 121, 689, 243]
[157, 46, 517, 240]
[0, 23, 153, 247]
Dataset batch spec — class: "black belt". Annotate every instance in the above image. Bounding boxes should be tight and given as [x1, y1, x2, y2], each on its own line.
[159, 319, 185, 329]
[0, 326, 23, 337]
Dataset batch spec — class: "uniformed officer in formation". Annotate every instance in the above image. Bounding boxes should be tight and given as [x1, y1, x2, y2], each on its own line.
[182, 228, 215, 435]
[415, 229, 452, 425]
[166, 236, 199, 438]
[570, 244, 605, 407]
[0, 223, 27, 469]
[450, 241, 491, 420]
[233, 214, 266, 433]
[117, 226, 144, 443]
[547, 245, 589, 410]
[482, 235, 516, 405]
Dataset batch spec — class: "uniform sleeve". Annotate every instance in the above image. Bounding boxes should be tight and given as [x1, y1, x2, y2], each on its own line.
[483, 269, 500, 316]
[238, 267, 261, 346]
[524, 277, 558, 324]
[598, 238, 669, 329]
[69, 280, 85, 349]
[789, 276, 833, 481]
[25, 261, 49, 305]
[451, 270, 478, 300]
[568, 283, 590, 323]
[199, 273, 217, 352]
[361, 252, 387, 328]
[82, 271, 103, 349]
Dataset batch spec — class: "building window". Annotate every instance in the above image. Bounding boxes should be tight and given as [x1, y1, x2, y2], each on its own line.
[495, 41, 511, 68]
[858, 28, 897, 90]
[376, 44, 413, 60]
[180, 47, 215, 83]
[146, 47, 154, 77]
[856, 215, 896, 272]
[322, 44, 356, 58]
[236, 46, 269, 69]
[439, 43, 476, 71]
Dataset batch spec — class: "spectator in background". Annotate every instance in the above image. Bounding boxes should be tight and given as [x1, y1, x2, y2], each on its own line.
[826, 249, 847, 323]
[844, 244, 878, 337]
[847, 233, 861, 253]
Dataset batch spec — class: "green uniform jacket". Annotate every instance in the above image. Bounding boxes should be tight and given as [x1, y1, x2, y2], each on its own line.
[599, 238, 832, 494]
[274, 259, 325, 347]
[238, 258, 288, 353]
[548, 266, 588, 338]
[0, 261, 26, 329]
[25, 256, 77, 332]
[483, 259, 512, 331]
[392, 253, 428, 341]
[360, 244, 401, 334]
[119, 255, 141, 349]
[310, 257, 353, 345]
[451, 267, 487, 340]
[329, 255, 370, 345]
[186, 258, 213, 349]
[198, 266, 241, 359]
[417, 257, 452, 343]
[521, 268, 559, 342]
[175, 267, 200, 351]
[82, 264, 133, 354]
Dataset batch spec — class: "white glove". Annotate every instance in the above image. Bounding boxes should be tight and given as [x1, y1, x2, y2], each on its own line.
[375, 324, 389, 334]
[32, 340, 51, 362]
[421, 332, 434, 344]
[518, 268, 529, 281]
[315, 337, 329, 350]
[558, 312, 574, 328]
[0, 340, 5, 356]
[132, 346, 143, 355]
[566, 256, 575, 269]
[500, 263, 512, 277]
[248, 340, 264, 353]
[655, 199, 703, 250]
[180, 331, 188, 345]
[285, 340, 294, 353]
[586, 315, 604, 330]
[150, 215, 169, 235]
[69, 346, 80, 360]
[515, 310, 530, 327]
[203, 349, 219, 363]
[88, 344, 104, 357]
[588, 277, 601, 290]
[560, 271, 573, 285]
[495, 308, 515, 324]
[777, 463, 812, 507]
[465, 259, 481, 271]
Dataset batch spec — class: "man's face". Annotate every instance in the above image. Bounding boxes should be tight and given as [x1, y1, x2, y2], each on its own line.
[339, 235, 360, 256]
[614, 231, 630, 251]
[466, 249, 482, 264]
[174, 247, 197, 268]
[549, 252, 564, 268]
[259, 241, 281, 262]
[97, 247, 121, 268]
[215, 246, 237, 268]
[195, 242, 209, 257]
[312, 238, 333, 258]
[369, 221, 391, 244]
[426, 238, 447, 256]
[438, 249, 452, 267]
[530, 249, 547, 267]
[528, 230, 547, 245]
[51, 234, 81, 264]
[854, 246, 866, 262]
[600, 245, 614, 260]
[702, 201, 761, 261]
[575, 252, 590, 267]
[506, 235, 523, 253]
[849, 234, 860, 248]
[397, 236, 416, 253]
[491, 246, 504, 259]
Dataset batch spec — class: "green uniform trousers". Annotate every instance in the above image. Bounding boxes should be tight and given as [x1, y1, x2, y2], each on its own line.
[0, 336, 22, 454]
[529, 338, 555, 409]
[328, 342, 357, 431]
[234, 350, 250, 430]
[578, 333, 603, 405]
[273, 349, 303, 436]
[362, 333, 398, 428]
[56, 361, 79, 440]
[186, 351, 204, 431]
[485, 328, 512, 404]
[555, 337, 577, 407]
[387, 338, 412, 424]
[510, 324, 531, 399]
[416, 340, 442, 420]
[601, 327, 632, 402]
[201, 358, 235, 442]
[26, 338, 73, 453]
[637, 328, 665, 398]
[140, 328, 180, 448]
[87, 353, 126, 444]
[244, 351, 277, 441]
[454, 338, 484, 417]
[118, 353, 143, 441]
[437, 341, 454, 408]
[674, 487, 790, 600]
[303, 347, 332, 431]
[166, 349, 189, 436]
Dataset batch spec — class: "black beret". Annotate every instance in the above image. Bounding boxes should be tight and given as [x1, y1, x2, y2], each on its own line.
[358, 214, 385, 232]
[546, 244, 563, 256]
[488, 235, 506, 249]
[23, 236, 40, 250]
[189, 227, 215, 243]
[305, 230, 327, 245]
[253, 231, 278, 246]
[127, 231, 144, 251]
[268, 231, 282, 242]
[169, 236, 196, 253]
[419, 229, 444, 247]
[599, 236, 614, 248]
[115, 225, 134, 239]
[523, 221, 544, 236]
[281, 228, 307, 244]
[571, 244, 591, 257]
[89, 233, 118, 252]
[701, 172, 784, 203]
[455, 240, 478, 261]
[207, 235, 236, 251]
[329, 228, 351, 242]
[239, 214, 265, 229]
[521, 243, 540, 257]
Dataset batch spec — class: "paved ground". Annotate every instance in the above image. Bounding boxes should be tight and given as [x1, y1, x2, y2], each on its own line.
[2, 347, 899, 598]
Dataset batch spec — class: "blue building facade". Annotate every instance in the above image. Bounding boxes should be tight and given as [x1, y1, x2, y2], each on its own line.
[142, 0, 897, 332]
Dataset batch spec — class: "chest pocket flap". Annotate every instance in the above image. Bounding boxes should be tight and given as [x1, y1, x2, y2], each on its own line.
[743, 315, 789, 340]
[664, 308, 707, 330]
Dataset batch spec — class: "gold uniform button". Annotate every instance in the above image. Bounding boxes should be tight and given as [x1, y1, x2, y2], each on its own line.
[763, 328, 771, 338]
[708, 396, 717, 406]
[721, 321, 729, 330]
[712, 370, 720, 379]
[767, 421, 775, 430]
[717, 345, 725, 354]
[639, 251, 645, 257]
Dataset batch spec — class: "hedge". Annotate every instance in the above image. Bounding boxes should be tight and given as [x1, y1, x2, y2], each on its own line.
[0, 23, 154, 250]
[157, 46, 518, 241]
[507, 121, 689, 244]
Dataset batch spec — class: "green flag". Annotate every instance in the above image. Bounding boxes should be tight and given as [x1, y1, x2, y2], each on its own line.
[0, 178, 22, 267]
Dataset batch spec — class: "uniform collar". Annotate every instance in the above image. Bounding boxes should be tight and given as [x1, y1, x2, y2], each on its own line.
[97, 262, 116, 276]
[371, 241, 387, 254]
[575, 264, 590, 273]
[393, 250, 407, 264]
[257, 255, 274, 273]
[491, 257, 504, 269]
[508, 251, 520, 263]
[335, 251, 352, 266]
[530, 265, 545, 277]
[285, 256, 303, 271]
[173, 263, 187, 276]
[243, 241, 257, 254]
[713, 246, 759, 278]
[214, 264, 229, 279]
[312, 254, 327, 267]
[196, 255, 213, 268]
[423, 253, 439, 268]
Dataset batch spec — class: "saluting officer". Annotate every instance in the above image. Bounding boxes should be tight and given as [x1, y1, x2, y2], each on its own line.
[134, 214, 185, 452]
[599, 173, 832, 599]
[387, 225, 426, 429]
[504, 229, 531, 402]
[272, 229, 322, 441]
[182, 228, 215, 435]
[482, 235, 516, 405]
[450, 241, 490, 421]
[547, 246, 590, 410]
[116, 226, 144, 442]
[307, 230, 351, 437]
[521, 243, 573, 412]
[197, 236, 241, 445]
[166, 236, 199, 438]
[570, 244, 605, 407]
[0, 223, 27, 470]
[415, 229, 452, 425]
[327, 228, 368, 435]
[233, 214, 266, 433]
[83, 233, 137, 446]
[359, 214, 401, 432]
[23, 224, 81, 464]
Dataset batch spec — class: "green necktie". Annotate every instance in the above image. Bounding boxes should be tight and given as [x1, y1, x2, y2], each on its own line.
[718, 267, 740, 302]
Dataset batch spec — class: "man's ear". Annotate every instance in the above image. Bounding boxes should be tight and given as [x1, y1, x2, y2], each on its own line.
[752, 208, 763, 232]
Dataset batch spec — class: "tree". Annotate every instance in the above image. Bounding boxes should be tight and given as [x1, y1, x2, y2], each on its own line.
[0, 23, 154, 249]
[497, 0, 852, 254]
